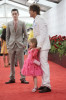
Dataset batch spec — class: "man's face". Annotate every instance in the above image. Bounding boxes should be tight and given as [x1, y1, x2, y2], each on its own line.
[12, 11, 19, 20]
[29, 10, 34, 17]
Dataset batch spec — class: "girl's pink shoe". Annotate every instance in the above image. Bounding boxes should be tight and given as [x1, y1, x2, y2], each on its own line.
[32, 87, 38, 92]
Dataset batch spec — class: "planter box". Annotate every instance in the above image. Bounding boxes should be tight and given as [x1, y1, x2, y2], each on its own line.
[48, 53, 66, 68]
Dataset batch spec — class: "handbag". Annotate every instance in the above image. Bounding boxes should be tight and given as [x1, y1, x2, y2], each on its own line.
[33, 59, 41, 66]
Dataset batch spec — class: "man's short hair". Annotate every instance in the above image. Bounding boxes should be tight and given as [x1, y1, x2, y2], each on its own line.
[29, 4, 40, 15]
[11, 9, 19, 13]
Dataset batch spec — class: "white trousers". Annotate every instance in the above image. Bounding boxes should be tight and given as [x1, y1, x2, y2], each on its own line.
[40, 50, 51, 89]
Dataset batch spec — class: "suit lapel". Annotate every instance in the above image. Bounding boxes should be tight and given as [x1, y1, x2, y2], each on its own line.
[11, 21, 15, 33]
[16, 20, 19, 33]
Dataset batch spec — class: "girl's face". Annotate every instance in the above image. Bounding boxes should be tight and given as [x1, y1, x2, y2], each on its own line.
[29, 42, 35, 49]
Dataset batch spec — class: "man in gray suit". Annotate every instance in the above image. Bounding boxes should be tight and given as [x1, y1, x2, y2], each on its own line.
[5, 9, 29, 84]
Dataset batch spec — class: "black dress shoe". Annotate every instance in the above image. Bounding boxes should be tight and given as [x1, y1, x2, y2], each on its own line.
[39, 86, 51, 93]
[8, 63, 10, 65]
[21, 79, 29, 84]
[15, 64, 18, 67]
[5, 80, 15, 84]
[38, 86, 44, 90]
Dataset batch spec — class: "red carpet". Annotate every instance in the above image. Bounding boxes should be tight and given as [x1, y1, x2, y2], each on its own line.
[0, 56, 66, 100]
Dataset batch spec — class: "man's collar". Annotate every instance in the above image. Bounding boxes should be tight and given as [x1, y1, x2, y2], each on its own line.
[34, 15, 40, 20]
[13, 20, 18, 23]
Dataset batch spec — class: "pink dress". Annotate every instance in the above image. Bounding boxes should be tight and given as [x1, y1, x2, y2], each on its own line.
[22, 49, 43, 76]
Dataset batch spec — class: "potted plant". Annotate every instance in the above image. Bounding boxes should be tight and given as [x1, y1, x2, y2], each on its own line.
[49, 35, 66, 67]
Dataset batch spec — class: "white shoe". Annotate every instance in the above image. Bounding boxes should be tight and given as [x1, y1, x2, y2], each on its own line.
[32, 88, 38, 92]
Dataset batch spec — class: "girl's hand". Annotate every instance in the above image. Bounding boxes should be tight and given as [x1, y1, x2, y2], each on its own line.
[36, 47, 41, 50]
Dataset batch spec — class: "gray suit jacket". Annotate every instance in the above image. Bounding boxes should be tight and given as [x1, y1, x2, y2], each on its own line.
[6, 20, 27, 49]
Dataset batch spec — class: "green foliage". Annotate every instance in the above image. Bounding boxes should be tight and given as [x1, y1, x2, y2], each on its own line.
[49, 35, 66, 58]
[50, 45, 57, 53]
[0, 28, 3, 36]
[26, 24, 32, 29]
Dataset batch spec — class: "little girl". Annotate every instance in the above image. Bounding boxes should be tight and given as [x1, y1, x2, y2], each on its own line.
[21, 38, 43, 92]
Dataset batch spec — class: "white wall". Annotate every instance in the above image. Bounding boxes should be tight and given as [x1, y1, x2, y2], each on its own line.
[44, 0, 66, 36]
[0, 4, 33, 26]
[0, 4, 43, 26]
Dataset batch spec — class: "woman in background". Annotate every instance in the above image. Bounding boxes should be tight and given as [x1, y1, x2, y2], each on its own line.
[28, 28, 34, 40]
[1, 28, 9, 67]
[0, 37, 1, 54]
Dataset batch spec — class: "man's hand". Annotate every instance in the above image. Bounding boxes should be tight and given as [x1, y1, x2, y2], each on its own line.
[37, 47, 41, 50]
[23, 45, 26, 49]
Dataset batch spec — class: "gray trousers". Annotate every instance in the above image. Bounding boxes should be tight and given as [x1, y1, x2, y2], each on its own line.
[8, 44, 25, 80]
[15, 53, 18, 65]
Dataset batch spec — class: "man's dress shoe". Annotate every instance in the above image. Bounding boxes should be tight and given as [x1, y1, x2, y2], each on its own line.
[5, 79, 15, 84]
[38, 86, 44, 90]
[39, 86, 51, 93]
[21, 79, 29, 84]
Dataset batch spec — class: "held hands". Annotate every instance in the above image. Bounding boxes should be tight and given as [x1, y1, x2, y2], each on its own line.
[29, 47, 41, 50]
[37, 47, 41, 50]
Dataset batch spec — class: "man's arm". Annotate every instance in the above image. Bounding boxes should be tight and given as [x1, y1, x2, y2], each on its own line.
[6, 23, 10, 49]
[22, 22, 28, 47]
[36, 19, 48, 49]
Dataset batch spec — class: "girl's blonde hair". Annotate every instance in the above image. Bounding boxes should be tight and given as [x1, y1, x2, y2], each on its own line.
[29, 38, 37, 47]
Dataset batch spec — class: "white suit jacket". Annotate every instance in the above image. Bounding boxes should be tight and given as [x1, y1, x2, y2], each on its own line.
[33, 15, 51, 51]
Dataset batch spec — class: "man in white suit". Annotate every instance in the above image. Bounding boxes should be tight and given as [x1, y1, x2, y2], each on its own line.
[5, 9, 29, 84]
[29, 4, 51, 93]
